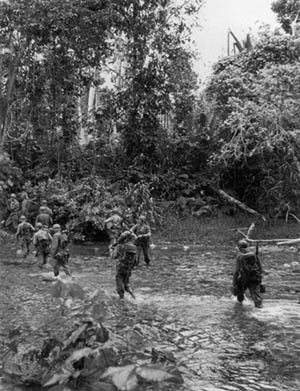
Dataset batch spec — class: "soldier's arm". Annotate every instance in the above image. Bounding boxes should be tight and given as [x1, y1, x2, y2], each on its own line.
[143, 224, 151, 237]
[32, 233, 37, 247]
[16, 224, 21, 239]
[139, 224, 151, 238]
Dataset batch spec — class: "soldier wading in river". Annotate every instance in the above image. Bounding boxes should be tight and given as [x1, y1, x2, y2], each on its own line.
[50, 224, 71, 277]
[131, 214, 151, 266]
[16, 215, 35, 258]
[232, 239, 264, 308]
[115, 231, 137, 299]
[33, 223, 52, 268]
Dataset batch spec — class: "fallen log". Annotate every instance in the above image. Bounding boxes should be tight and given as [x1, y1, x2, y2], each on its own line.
[277, 238, 300, 246]
[237, 222, 299, 245]
[217, 189, 266, 221]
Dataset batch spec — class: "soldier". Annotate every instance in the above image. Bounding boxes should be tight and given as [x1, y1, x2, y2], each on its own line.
[115, 231, 137, 299]
[35, 206, 53, 228]
[33, 223, 52, 268]
[20, 191, 31, 218]
[50, 224, 71, 277]
[39, 199, 53, 217]
[16, 215, 35, 258]
[131, 214, 151, 266]
[5, 193, 20, 231]
[232, 239, 264, 308]
[105, 208, 126, 257]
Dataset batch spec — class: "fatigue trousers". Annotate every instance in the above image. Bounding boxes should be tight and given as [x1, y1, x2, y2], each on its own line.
[53, 254, 71, 276]
[116, 270, 132, 298]
[21, 237, 31, 257]
[136, 238, 151, 266]
[36, 246, 49, 266]
[236, 281, 262, 308]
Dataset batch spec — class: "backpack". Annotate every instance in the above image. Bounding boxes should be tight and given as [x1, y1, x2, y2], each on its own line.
[239, 253, 262, 284]
[59, 233, 69, 250]
[38, 229, 49, 242]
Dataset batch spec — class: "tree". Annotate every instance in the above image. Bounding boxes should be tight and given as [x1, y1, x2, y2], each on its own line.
[205, 30, 300, 216]
[110, 0, 202, 168]
[0, 0, 119, 173]
[271, 0, 300, 34]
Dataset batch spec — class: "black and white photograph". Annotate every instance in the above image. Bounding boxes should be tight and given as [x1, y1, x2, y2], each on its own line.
[0, 1, 299, 390]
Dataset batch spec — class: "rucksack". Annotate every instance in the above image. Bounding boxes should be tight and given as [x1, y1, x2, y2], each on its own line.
[239, 253, 262, 283]
[38, 229, 49, 242]
[59, 233, 69, 250]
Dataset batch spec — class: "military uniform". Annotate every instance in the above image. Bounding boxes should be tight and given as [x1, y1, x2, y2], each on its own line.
[51, 230, 71, 277]
[20, 192, 31, 218]
[105, 212, 124, 257]
[131, 220, 151, 265]
[33, 227, 52, 267]
[233, 241, 263, 308]
[16, 219, 35, 257]
[5, 195, 20, 231]
[38, 205, 53, 217]
[35, 212, 53, 228]
[115, 233, 137, 298]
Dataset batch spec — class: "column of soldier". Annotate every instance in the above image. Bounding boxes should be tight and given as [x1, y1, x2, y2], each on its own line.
[4, 192, 154, 300]
[4, 193, 70, 278]
[5, 192, 266, 306]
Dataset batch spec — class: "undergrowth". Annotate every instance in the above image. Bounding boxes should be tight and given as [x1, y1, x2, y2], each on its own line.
[154, 213, 300, 246]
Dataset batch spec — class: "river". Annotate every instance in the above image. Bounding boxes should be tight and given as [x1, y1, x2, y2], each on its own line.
[1, 242, 300, 390]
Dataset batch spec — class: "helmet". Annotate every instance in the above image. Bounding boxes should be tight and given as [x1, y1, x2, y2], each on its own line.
[36, 222, 42, 229]
[10, 193, 16, 198]
[237, 239, 248, 249]
[41, 200, 47, 205]
[53, 224, 61, 230]
[40, 206, 46, 212]
[20, 215, 26, 221]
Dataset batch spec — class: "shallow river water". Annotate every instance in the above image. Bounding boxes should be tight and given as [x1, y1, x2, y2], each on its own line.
[1, 242, 300, 391]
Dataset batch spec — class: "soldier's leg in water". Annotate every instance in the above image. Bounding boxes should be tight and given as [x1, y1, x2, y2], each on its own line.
[142, 240, 151, 265]
[24, 238, 31, 257]
[249, 283, 263, 308]
[135, 246, 141, 267]
[53, 258, 60, 276]
[62, 257, 71, 277]
[236, 283, 245, 303]
[116, 272, 125, 298]
[21, 238, 27, 257]
[124, 270, 135, 298]
[37, 250, 44, 267]
[43, 251, 48, 265]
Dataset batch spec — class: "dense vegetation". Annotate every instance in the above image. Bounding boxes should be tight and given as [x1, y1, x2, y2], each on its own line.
[0, 0, 300, 238]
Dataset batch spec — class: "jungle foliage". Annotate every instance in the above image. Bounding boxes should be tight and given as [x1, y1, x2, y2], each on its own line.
[205, 29, 300, 218]
[0, 0, 300, 235]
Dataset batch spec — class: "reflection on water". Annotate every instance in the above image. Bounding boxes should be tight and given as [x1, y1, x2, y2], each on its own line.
[70, 244, 300, 391]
